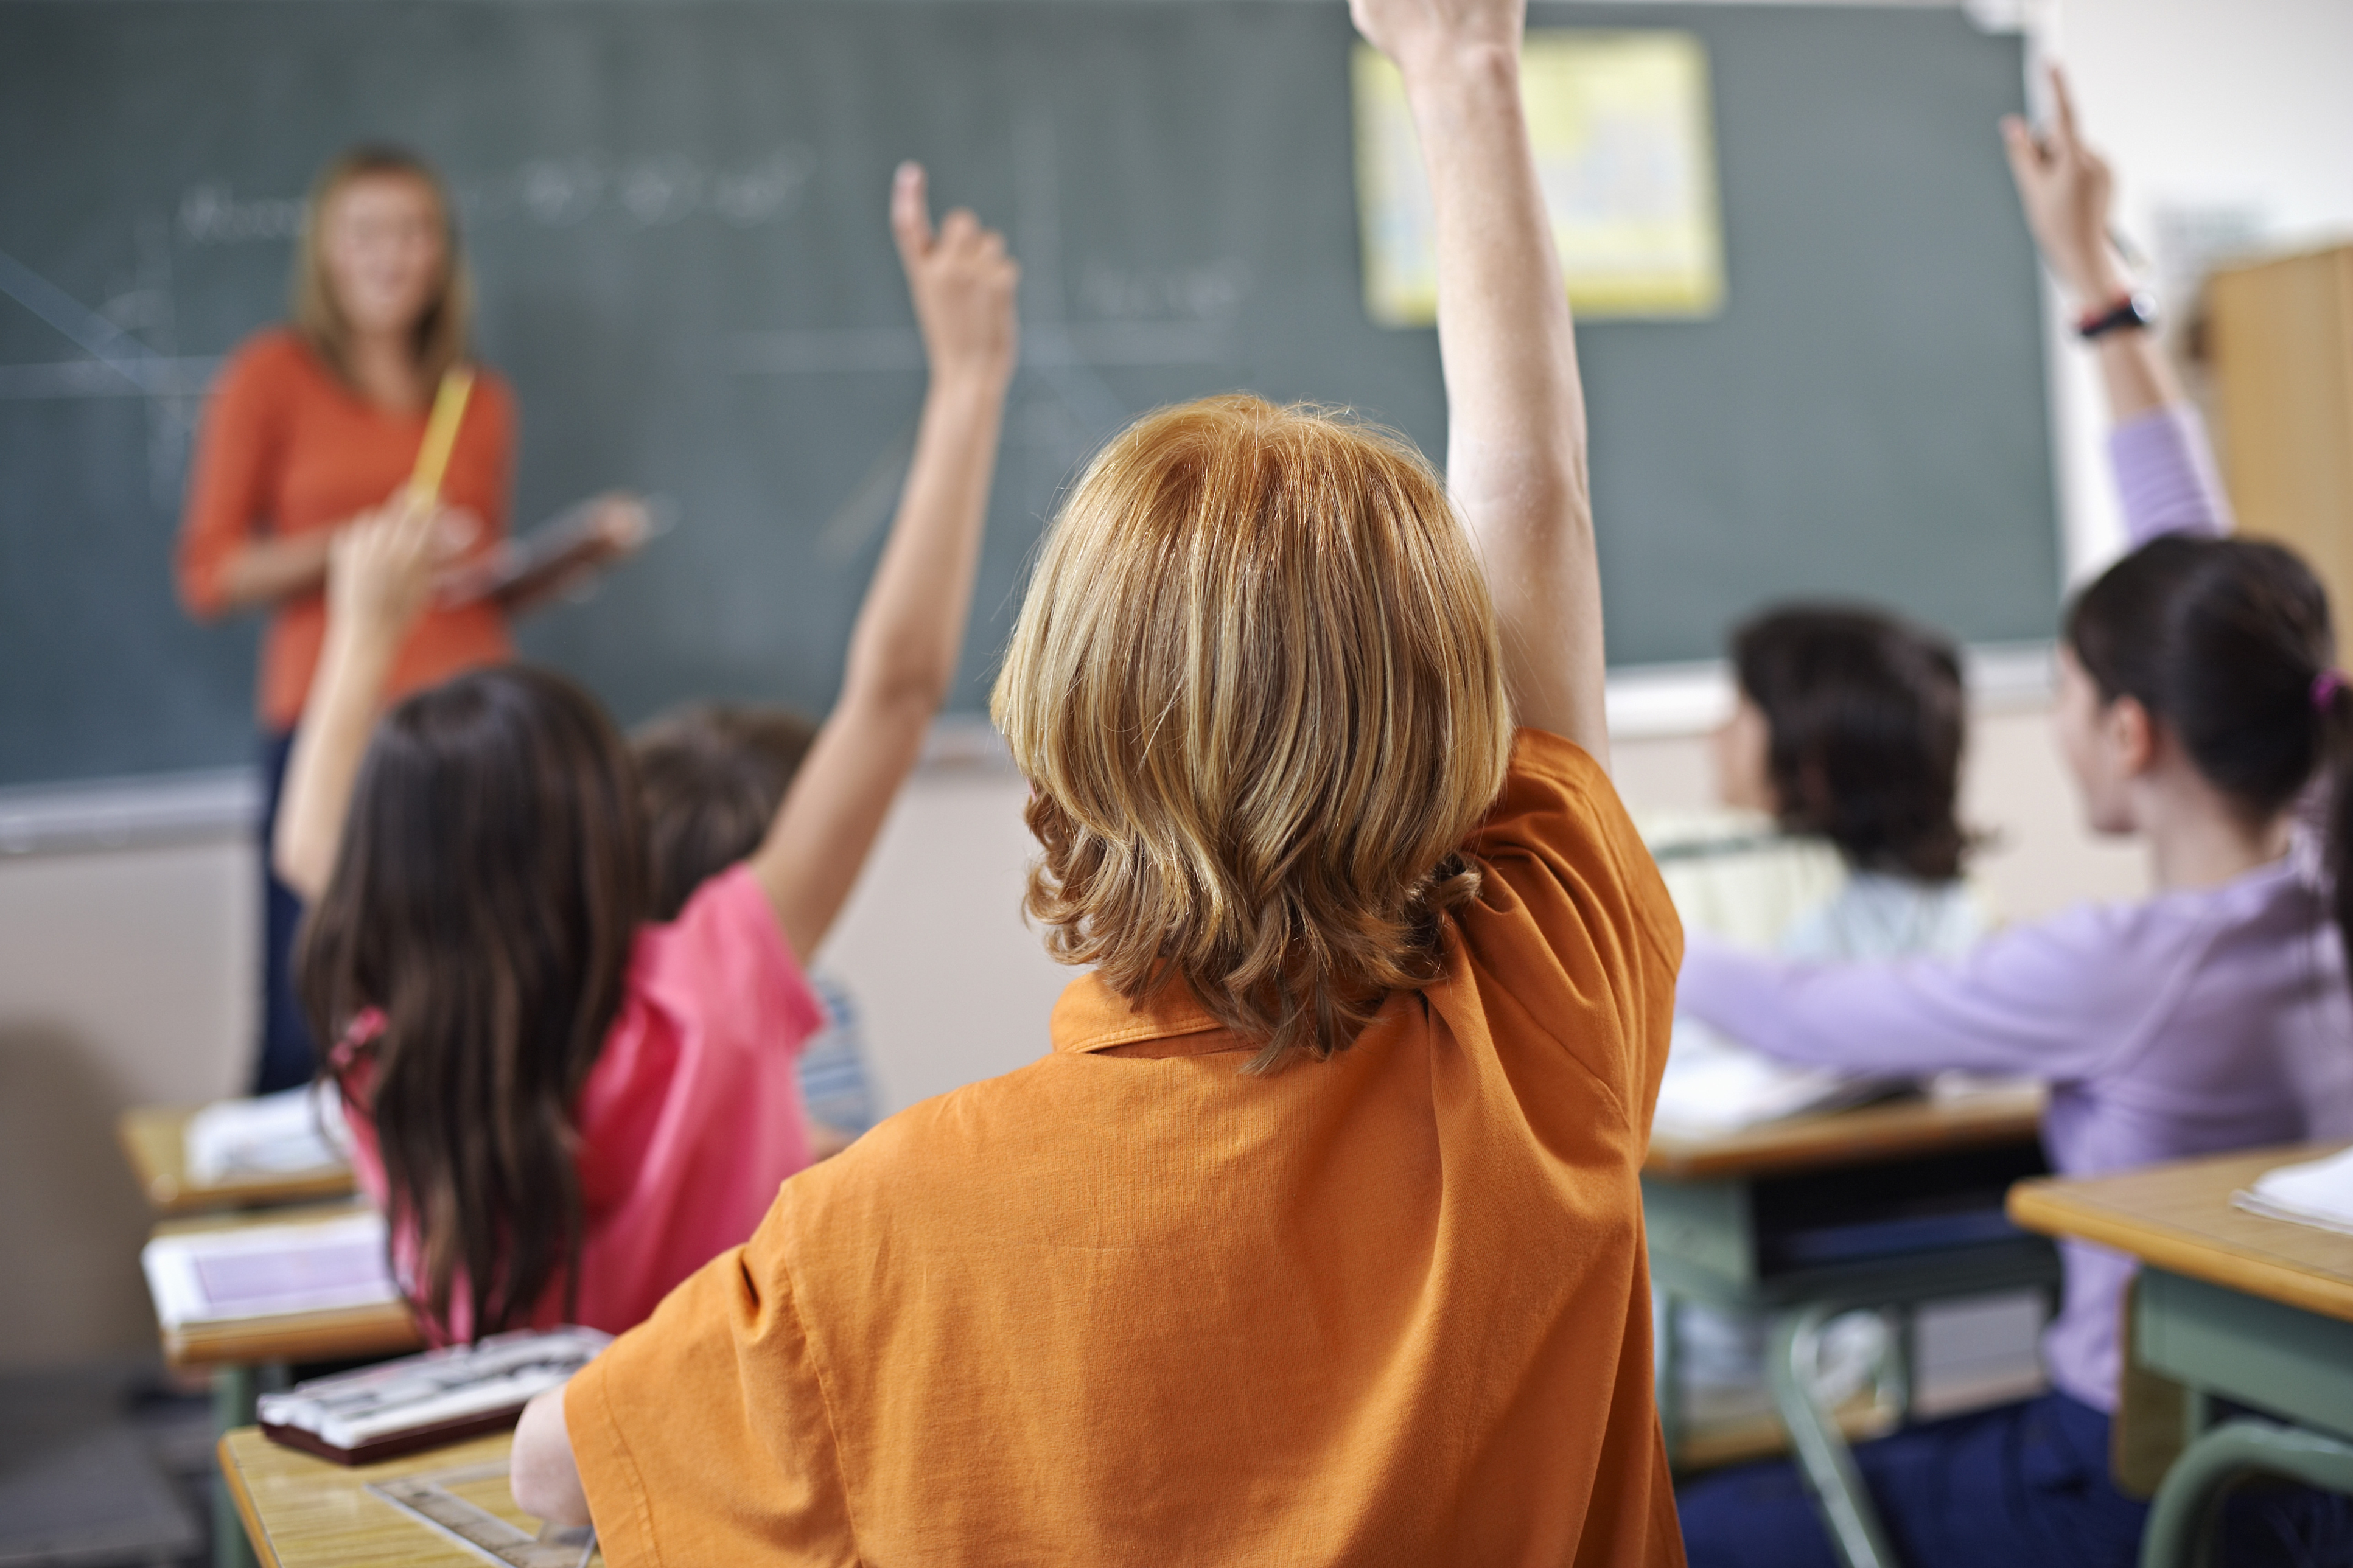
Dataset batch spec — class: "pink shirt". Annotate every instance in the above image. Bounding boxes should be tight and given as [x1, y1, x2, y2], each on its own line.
[346, 865, 824, 1339]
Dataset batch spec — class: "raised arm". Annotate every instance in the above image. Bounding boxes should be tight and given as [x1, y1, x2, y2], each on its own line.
[2002, 66, 2182, 429]
[2001, 66, 2229, 543]
[1354, 0, 1603, 758]
[748, 165, 1019, 961]
[270, 501, 444, 901]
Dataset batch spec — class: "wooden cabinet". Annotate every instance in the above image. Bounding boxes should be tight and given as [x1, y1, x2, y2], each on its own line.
[2206, 245, 2353, 623]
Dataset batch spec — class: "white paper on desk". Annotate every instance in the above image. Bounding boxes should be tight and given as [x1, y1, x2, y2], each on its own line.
[141, 1211, 397, 1327]
[2234, 1144, 2353, 1237]
[1652, 1017, 1897, 1135]
[183, 1082, 352, 1185]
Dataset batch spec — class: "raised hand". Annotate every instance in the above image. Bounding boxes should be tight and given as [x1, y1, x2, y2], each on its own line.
[890, 162, 1020, 390]
[2001, 66, 2127, 310]
[327, 495, 446, 649]
[1349, 0, 1524, 78]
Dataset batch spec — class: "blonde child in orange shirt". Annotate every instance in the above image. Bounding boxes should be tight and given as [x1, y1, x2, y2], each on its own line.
[512, 0, 1686, 1557]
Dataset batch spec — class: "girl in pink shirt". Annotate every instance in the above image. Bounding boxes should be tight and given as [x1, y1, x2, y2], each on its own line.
[270, 166, 1021, 1340]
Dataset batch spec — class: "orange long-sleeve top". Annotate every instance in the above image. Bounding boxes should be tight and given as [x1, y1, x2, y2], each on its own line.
[177, 328, 518, 732]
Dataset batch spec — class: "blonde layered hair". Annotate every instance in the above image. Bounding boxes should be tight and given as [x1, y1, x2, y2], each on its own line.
[291, 147, 471, 390]
[993, 396, 1513, 1073]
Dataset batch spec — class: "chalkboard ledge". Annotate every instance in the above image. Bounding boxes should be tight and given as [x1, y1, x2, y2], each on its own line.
[1604, 643, 2051, 740]
[0, 648, 2051, 857]
[0, 768, 261, 858]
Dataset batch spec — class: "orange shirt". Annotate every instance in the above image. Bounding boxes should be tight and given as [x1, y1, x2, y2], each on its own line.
[567, 730, 1687, 1567]
[176, 329, 517, 731]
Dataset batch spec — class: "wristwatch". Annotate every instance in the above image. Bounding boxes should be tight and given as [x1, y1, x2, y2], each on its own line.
[2075, 290, 2158, 342]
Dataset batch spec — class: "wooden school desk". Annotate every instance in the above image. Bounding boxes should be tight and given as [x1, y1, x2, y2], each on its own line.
[149, 1200, 422, 1568]
[1644, 1086, 2058, 1568]
[220, 1426, 601, 1568]
[2009, 1144, 2353, 1568]
[117, 1104, 355, 1215]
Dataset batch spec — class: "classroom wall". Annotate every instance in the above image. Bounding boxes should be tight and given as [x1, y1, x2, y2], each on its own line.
[0, 842, 253, 1370]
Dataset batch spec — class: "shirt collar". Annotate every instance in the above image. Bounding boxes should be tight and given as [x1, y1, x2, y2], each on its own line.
[1050, 972, 1239, 1056]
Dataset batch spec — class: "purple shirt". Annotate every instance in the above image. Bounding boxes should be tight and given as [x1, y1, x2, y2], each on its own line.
[1675, 407, 2353, 1413]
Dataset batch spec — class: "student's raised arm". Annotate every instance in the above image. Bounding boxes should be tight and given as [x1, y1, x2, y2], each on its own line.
[749, 164, 1019, 961]
[1354, 0, 1603, 759]
[2002, 66, 2178, 428]
[270, 501, 446, 901]
[2002, 64, 2228, 543]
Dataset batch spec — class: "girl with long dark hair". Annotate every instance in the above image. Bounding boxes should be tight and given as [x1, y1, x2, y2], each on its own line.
[271, 165, 1020, 1340]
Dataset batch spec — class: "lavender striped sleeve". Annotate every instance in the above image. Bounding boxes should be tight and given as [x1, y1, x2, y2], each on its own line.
[2108, 404, 2232, 545]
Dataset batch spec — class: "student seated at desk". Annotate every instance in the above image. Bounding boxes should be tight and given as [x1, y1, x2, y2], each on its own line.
[267, 169, 1020, 1342]
[509, 0, 1686, 1558]
[1659, 607, 1987, 1422]
[633, 702, 879, 1155]
[1710, 607, 1980, 961]
[1645, 604, 1982, 958]
[1673, 69, 2353, 1568]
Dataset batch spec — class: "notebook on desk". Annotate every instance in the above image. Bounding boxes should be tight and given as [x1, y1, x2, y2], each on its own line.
[1652, 1018, 1901, 1136]
[182, 1083, 352, 1186]
[142, 1210, 397, 1329]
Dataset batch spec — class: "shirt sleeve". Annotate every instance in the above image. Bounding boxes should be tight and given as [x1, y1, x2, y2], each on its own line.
[176, 338, 287, 618]
[566, 1207, 857, 1566]
[1457, 730, 1684, 1124]
[635, 865, 827, 1063]
[2109, 404, 2231, 546]
[1676, 899, 2187, 1081]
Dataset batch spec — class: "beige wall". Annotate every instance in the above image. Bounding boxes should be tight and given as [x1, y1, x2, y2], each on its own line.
[0, 840, 254, 1370]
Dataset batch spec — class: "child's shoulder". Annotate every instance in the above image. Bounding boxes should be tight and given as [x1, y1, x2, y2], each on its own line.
[1463, 728, 1681, 971]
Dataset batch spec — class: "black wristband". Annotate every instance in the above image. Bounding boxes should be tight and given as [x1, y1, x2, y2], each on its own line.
[2076, 291, 2157, 341]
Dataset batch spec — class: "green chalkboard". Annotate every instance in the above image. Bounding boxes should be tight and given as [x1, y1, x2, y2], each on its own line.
[0, 1, 2055, 789]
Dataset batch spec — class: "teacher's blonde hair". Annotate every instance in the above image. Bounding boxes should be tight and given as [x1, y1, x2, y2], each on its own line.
[993, 395, 1512, 1073]
[291, 146, 472, 391]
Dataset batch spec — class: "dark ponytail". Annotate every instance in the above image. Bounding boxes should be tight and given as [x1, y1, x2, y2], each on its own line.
[2065, 533, 2353, 963]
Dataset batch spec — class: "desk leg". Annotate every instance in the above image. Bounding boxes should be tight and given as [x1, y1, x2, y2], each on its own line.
[2138, 1418, 2353, 1568]
[1656, 1291, 1683, 1465]
[1878, 1307, 1912, 1426]
[1769, 1305, 1901, 1568]
[213, 1367, 260, 1568]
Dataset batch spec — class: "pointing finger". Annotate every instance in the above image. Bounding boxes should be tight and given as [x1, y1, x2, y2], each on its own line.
[2047, 64, 2081, 155]
[890, 162, 932, 267]
[1998, 115, 2043, 186]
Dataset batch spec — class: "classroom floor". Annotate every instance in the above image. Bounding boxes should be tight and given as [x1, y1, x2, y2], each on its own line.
[0, 1357, 209, 1567]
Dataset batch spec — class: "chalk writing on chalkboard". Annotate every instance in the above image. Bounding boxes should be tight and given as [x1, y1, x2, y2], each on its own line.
[178, 146, 818, 246]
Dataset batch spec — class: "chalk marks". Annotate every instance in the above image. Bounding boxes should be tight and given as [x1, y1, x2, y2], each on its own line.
[178, 147, 816, 246]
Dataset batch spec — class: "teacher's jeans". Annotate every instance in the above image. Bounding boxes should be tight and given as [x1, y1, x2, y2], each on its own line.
[254, 728, 316, 1095]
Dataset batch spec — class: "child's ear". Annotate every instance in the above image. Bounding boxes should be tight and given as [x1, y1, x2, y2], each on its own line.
[2108, 694, 2158, 776]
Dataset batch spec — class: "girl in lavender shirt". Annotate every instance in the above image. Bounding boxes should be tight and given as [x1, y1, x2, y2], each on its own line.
[1676, 69, 2353, 1568]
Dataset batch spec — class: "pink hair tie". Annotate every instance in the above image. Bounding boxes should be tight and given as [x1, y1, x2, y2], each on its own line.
[2313, 670, 2349, 713]
[327, 1005, 388, 1073]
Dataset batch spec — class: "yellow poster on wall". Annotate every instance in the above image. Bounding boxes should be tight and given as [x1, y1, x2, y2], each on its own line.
[1353, 30, 1725, 326]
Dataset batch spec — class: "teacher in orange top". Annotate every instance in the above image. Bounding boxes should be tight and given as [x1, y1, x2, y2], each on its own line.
[177, 146, 516, 1096]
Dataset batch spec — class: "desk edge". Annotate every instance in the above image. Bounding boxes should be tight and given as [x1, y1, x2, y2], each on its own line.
[217, 1431, 285, 1568]
[2007, 1182, 2353, 1325]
